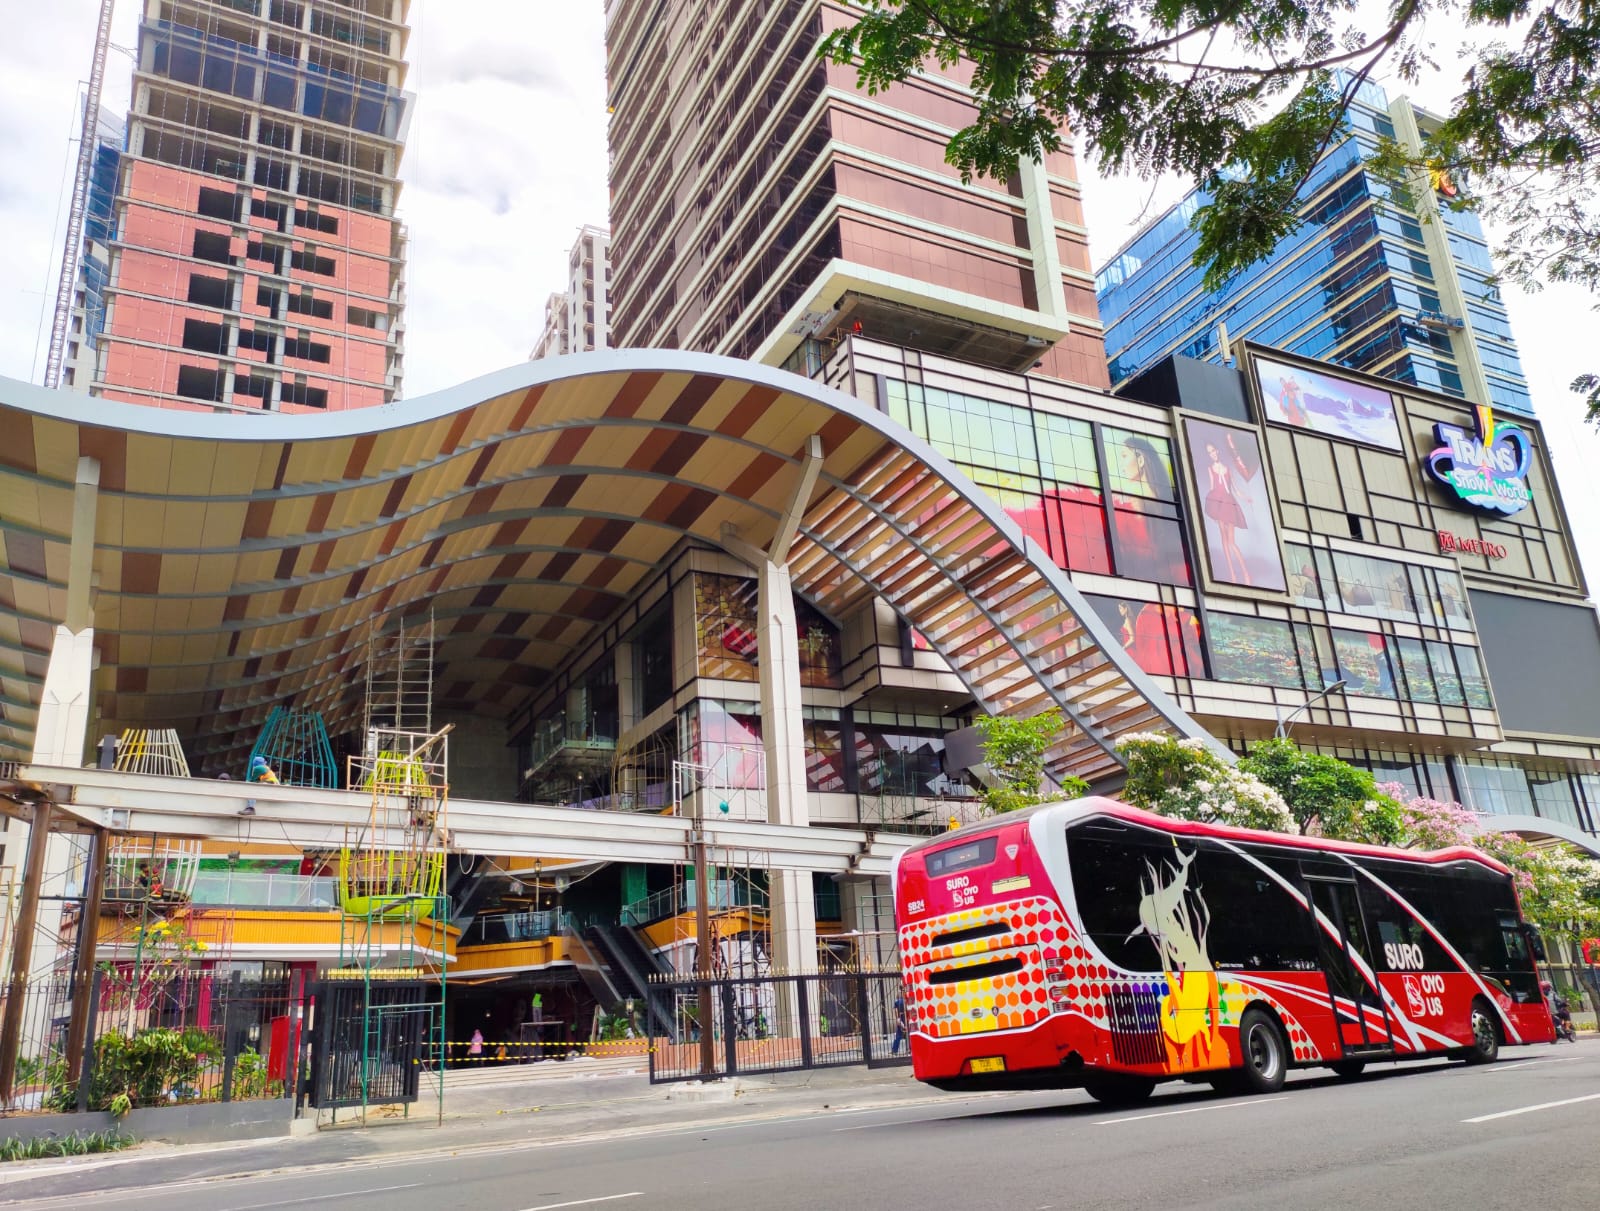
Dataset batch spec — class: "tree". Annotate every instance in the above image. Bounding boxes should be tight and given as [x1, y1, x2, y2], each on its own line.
[1116, 732, 1293, 832]
[974, 709, 1086, 813]
[1238, 738, 1402, 843]
[822, 1, 1600, 419]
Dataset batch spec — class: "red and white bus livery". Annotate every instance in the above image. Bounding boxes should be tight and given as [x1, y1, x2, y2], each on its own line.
[895, 797, 1553, 1104]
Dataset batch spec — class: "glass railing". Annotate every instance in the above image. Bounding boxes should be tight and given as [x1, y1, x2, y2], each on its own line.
[464, 910, 571, 946]
[188, 871, 339, 909]
[621, 881, 769, 926]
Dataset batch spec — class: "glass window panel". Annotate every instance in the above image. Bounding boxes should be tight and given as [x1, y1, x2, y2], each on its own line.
[1313, 548, 1342, 611]
[1088, 594, 1204, 677]
[1331, 550, 1416, 621]
[1427, 640, 1466, 706]
[1286, 542, 1332, 607]
[1434, 567, 1470, 627]
[1395, 637, 1438, 703]
[1454, 645, 1493, 708]
[1036, 414, 1099, 485]
[1455, 758, 1533, 815]
[804, 718, 846, 792]
[1206, 614, 1305, 689]
[1333, 629, 1397, 697]
[694, 573, 759, 683]
[1528, 770, 1582, 830]
[1103, 427, 1178, 503]
[688, 700, 764, 789]
[1111, 511, 1192, 585]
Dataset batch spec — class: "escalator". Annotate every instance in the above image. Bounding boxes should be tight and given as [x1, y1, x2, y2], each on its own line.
[585, 923, 676, 1038]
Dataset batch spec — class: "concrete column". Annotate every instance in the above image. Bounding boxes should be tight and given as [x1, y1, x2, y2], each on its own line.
[1018, 154, 1067, 321]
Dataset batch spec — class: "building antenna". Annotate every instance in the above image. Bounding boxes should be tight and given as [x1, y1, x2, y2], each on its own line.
[44, 0, 117, 389]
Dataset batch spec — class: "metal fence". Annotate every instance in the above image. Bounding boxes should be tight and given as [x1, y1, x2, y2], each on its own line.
[646, 970, 909, 1083]
[2, 967, 302, 1115]
[303, 977, 439, 1111]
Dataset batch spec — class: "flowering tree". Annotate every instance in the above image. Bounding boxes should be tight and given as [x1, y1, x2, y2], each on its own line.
[1117, 733, 1293, 833]
[1240, 739, 1402, 844]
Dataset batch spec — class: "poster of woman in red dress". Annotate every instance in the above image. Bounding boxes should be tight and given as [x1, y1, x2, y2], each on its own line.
[1184, 418, 1287, 592]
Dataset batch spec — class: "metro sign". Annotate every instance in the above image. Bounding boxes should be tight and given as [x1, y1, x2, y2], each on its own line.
[1424, 405, 1533, 517]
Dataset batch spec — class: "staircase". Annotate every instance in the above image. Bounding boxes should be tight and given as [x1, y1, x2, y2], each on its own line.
[585, 923, 675, 1038]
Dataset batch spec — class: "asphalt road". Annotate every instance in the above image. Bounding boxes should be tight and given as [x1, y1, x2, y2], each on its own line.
[7, 1045, 1599, 1211]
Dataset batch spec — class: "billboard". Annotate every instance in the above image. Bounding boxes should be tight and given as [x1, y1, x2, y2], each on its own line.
[1182, 417, 1286, 592]
[1254, 356, 1403, 451]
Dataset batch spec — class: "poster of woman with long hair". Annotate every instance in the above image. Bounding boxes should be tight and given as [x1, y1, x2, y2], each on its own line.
[1183, 418, 1287, 592]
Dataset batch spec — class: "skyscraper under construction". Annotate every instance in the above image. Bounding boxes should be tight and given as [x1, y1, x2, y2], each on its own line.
[59, 0, 412, 413]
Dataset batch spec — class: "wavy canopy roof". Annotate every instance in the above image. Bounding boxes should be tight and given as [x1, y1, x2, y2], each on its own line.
[0, 351, 1219, 783]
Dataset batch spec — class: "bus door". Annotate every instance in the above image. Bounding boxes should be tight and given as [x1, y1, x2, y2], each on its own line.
[1304, 868, 1394, 1053]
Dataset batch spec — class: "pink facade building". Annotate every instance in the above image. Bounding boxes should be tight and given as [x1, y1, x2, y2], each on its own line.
[75, 0, 410, 413]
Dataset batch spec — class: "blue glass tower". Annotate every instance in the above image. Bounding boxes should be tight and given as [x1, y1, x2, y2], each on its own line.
[1095, 78, 1532, 416]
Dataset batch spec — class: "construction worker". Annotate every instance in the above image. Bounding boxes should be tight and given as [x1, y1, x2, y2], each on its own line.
[241, 755, 279, 817]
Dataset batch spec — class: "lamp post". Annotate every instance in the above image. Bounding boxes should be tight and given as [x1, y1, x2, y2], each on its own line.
[1275, 679, 1347, 740]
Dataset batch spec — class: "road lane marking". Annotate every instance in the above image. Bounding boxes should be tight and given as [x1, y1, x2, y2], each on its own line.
[519, 1196, 643, 1211]
[221, 1183, 421, 1210]
[1462, 1091, 1600, 1123]
[1096, 1096, 1288, 1126]
[1483, 1057, 1583, 1073]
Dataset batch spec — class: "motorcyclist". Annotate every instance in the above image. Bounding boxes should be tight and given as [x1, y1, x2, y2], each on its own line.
[1541, 980, 1576, 1043]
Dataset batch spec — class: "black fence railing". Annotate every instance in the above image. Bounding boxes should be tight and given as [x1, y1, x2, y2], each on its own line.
[303, 977, 439, 1111]
[646, 970, 909, 1083]
[2, 967, 302, 1115]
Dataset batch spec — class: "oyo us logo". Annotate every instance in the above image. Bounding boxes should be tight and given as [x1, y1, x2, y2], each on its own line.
[1437, 530, 1507, 560]
[1424, 404, 1533, 517]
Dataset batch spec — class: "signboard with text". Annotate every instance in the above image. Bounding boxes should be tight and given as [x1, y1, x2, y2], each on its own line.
[1424, 405, 1533, 517]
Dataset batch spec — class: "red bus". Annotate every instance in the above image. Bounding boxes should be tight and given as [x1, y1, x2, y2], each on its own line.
[895, 796, 1553, 1105]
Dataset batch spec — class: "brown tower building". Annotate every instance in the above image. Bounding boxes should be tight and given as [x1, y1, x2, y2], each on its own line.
[603, 1, 1109, 387]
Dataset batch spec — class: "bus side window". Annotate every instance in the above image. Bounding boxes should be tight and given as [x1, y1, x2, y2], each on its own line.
[1354, 865, 1451, 972]
[1064, 824, 1171, 974]
[1194, 843, 1319, 972]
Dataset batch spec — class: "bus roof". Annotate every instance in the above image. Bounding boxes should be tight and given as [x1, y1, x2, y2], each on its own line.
[903, 796, 1511, 876]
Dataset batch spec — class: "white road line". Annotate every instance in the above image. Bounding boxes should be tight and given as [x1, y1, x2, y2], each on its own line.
[519, 1196, 643, 1211]
[222, 1183, 422, 1211]
[1482, 1057, 1584, 1073]
[1096, 1095, 1288, 1126]
[1462, 1091, 1600, 1123]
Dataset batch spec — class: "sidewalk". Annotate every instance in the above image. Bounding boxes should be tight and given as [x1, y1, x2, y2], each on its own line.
[0, 1061, 939, 1203]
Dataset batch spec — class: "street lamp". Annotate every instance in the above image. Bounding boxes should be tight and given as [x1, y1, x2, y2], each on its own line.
[1275, 679, 1347, 740]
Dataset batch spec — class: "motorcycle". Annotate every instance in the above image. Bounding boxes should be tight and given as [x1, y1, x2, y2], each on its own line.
[1552, 996, 1579, 1043]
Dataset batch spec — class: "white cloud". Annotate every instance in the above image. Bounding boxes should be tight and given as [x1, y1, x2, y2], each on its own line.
[2, 4, 1595, 590]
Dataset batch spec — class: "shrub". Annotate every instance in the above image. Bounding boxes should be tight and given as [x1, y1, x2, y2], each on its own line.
[44, 1027, 220, 1117]
[0, 1130, 130, 1163]
[974, 710, 1087, 814]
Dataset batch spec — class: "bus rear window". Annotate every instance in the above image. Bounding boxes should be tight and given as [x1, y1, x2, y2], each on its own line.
[925, 837, 998, 876]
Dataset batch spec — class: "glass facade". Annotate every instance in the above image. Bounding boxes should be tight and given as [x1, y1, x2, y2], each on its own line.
[1095, 80, 1532, 416]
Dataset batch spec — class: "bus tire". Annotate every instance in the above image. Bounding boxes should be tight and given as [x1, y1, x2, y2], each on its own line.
[1462, 999, 1500, 1065]
[1082, 1073, 1156, 1107]
[1329, 1060, 1366, 1079]
[1236, 1007, 1288, 1094]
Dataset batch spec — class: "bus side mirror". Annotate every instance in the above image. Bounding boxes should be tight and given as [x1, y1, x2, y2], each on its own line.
[1525, 925, 1547, 961]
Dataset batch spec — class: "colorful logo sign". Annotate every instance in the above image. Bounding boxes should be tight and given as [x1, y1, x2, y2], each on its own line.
[1424, 405, 1532, 516]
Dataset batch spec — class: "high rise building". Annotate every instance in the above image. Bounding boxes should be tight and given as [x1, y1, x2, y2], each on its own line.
[78, 0, 412, 413]
[603, 0, 1109, 387]
[1095, 78, 1531, 416]
[529, 224, 611, 360]
[62, 106, 126, 393]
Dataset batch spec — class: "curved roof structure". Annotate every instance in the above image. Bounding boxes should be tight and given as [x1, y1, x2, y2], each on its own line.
[1478, 816, 1600, 860]
[0, 351, 1223, 784]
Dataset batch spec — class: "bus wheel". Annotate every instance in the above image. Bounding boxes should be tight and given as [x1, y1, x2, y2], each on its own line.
[1329, 1060, 1366, 1079]
[1236, 1008, 1288, 1094]
[1082, 1073, 1156, 1107]
[1463, 1000, 1500, 1065]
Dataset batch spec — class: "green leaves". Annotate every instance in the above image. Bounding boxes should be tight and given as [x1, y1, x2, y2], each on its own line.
[974, 709, 1085, 813]
[1238, 737, 1403, 843]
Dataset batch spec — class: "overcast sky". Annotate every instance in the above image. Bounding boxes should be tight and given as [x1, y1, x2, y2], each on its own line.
[3, 2, 1596, 586]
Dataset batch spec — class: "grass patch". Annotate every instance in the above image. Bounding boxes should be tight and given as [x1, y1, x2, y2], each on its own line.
[0, 1129, 132, 1163]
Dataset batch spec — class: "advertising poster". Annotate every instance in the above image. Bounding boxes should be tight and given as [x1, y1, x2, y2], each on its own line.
[1254, 356, 1403, 450]
[1087, 594, 1205, 678]
[1183, 418, 1287, 592]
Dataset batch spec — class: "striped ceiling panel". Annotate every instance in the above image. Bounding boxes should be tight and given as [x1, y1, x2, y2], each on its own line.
[0, 352, 1219, 783]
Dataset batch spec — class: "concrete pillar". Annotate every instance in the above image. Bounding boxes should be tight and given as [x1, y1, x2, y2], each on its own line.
[1018, 153, 1068, 322]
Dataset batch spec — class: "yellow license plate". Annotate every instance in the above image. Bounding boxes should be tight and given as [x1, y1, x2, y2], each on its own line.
[970, 1056, 1006, 1073]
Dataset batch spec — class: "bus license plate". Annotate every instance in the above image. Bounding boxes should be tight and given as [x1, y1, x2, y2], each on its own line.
[970, 1056, 1006, 1073]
